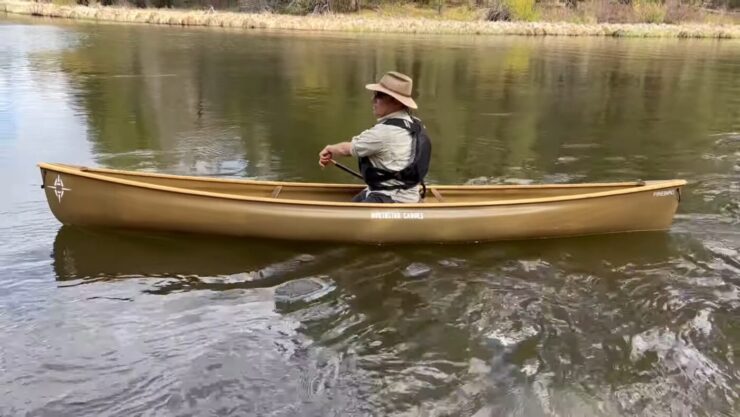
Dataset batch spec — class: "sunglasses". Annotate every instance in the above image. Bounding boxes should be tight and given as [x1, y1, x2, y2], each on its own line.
[373, 91, 390, 101]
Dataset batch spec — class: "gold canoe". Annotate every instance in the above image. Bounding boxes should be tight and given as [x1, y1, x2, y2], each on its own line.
[39, 162, 687, 244]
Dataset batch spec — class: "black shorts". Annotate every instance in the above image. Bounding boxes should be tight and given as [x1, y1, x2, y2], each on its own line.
[352, 189, 394, 203]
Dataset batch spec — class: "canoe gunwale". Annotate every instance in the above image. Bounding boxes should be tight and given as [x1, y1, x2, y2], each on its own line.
[39, 162, 688, 209]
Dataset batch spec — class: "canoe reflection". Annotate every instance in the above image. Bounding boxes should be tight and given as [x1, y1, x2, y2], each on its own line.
[53, 225, 678, 284]
[52, 226, 334, 291]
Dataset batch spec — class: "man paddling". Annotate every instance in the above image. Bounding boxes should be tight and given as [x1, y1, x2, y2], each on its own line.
[318, 71, 431, 203]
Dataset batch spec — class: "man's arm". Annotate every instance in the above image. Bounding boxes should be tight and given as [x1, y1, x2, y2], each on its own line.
[319, 126, 383, 167]
[318, 142, 352, 167]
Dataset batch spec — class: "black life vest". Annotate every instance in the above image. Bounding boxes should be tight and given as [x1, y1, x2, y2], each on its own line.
[358, 117, 432, 195]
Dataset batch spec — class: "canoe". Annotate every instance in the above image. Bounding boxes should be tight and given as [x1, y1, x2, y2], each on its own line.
[39, 162, 687, 244]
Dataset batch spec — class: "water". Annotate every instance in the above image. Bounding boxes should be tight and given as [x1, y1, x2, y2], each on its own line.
[1, 15, 739, 417]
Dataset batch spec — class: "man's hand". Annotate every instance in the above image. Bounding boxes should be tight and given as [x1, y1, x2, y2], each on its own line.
[318, 142, 352, 167]
[318, 145, 334, 167]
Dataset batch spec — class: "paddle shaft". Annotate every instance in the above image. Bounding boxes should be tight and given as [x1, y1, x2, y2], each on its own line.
[331, 159, 363, 180]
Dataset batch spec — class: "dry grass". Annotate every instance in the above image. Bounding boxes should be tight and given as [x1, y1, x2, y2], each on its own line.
[536, 0, 739, 24]
[2, 0, 738, 37]
[361, 2, 485, 20]
[575, 0, 638, 23]
[632, 0, 667, 22]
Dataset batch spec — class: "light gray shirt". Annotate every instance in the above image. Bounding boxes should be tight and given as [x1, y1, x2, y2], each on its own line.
[350, 110, 421, 203]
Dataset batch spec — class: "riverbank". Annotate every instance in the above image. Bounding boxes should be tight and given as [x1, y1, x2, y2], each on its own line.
[2, 0, 738, 37]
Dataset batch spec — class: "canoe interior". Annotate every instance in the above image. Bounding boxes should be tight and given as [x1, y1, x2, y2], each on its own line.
[91, 168, 647, 203]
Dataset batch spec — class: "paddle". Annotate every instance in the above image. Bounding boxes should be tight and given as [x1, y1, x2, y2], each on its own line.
[330, 159, 363, 180]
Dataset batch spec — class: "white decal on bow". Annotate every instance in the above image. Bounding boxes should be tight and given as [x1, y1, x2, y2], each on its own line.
[47, 175, 71, 203]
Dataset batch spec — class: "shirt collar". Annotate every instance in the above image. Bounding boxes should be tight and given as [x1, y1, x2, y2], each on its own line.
[377, 110, 411, 123]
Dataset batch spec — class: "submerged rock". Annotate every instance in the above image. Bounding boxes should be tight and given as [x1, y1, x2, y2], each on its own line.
[403, 262, 432, 279]
[438, 258, 466, 268]
[274, 276, 335, 303]
[296, 254, 315, 263]
[541, 173, 584, 184]
[503, 178, 534, 185]
[201, 272, 257, 284]
[465, 176, 491, 185]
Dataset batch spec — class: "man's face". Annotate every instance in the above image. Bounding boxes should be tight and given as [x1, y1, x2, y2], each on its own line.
[372, 92, 400, 118]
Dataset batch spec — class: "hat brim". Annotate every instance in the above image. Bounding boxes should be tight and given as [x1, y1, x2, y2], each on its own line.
[365, 83, 418, 110]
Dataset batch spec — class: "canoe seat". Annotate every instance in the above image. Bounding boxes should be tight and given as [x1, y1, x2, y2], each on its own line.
[271, 185, 283, 198]
[429, 188, 444, 203]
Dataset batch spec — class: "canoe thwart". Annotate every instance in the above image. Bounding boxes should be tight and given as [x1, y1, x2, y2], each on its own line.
[271, 185, 283, 198]
[430, 188, 444, 202]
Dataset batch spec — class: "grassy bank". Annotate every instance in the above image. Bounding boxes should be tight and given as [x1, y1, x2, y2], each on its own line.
[2, 0, 738, 37]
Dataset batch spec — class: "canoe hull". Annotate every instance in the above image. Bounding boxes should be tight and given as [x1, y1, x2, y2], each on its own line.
[40, 164, 685, 244]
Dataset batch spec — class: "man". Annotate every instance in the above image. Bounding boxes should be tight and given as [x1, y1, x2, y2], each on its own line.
[318, 71, 431, 203]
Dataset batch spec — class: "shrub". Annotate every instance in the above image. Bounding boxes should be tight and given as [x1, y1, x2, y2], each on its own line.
[506, 0, 538, 20]
[635, 0, 666, 23]
[485, 0, 511, 20]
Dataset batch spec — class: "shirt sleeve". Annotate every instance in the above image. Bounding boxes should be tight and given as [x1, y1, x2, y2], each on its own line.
[350, 126, 384, 158]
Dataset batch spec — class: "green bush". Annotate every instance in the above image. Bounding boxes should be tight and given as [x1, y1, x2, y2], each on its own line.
[506, 0, 538, 20]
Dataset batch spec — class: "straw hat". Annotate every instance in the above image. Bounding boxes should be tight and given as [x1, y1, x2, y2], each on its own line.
[365, 71, 418, 110]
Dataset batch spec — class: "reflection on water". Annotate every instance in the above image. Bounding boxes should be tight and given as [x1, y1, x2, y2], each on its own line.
[1, 15, 739, 417]
[52, 225, 682, 283]
[45, 19, 740, 187]
[46, 226, 739, 416]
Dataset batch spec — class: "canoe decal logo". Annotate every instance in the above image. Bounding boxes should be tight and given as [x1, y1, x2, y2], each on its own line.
[47, 175, 71, 203]
[653, 190, 674, 197]
[371, 212, 424, 220]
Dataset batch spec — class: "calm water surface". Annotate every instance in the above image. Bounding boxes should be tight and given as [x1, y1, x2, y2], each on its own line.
[1, 15, 739, 417]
